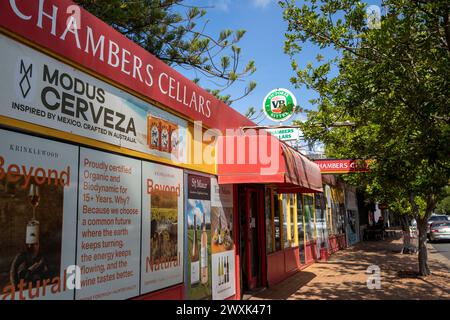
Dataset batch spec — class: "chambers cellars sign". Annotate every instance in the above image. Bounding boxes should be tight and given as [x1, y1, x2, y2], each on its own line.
[262, 88, 296, 122]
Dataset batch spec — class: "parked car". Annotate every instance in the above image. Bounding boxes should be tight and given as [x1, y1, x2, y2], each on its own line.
[427, 215, 450, 239]
[429, 221, 450, 242]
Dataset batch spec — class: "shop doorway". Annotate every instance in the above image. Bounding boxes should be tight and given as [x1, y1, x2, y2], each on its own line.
[239, 186, 265, 293]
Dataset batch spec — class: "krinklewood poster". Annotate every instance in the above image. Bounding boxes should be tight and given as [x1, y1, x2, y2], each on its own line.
[210, 178, 235, 300]
[141, 162, 184, 294]
[75, 148, 141, 300]
[0, 129, 78, 300]
[186, 174, 211, 300]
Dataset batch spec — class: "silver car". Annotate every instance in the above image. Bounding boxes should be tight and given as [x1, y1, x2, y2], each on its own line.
[429, 221, 450, 242]
[427, 215, 450, 239]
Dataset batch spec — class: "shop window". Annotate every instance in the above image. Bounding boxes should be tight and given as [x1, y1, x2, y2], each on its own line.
[297, 195, 305, 264]
[273, 192, 282, 251]
[315, 193, 328, 251]
[267, 192, 298, 253]
[290, 195, 296, 246]
[303, 195, 315, 242]
[281, 194, 297, 249]
[282, 195, 290, 248]
[265, 188, 274, 254]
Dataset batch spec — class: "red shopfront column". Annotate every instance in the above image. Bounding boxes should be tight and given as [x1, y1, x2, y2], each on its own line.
[133, 284, 185, 300]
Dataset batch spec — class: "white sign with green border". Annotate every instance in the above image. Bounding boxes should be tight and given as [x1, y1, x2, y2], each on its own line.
[262, 88, 297, 122]
[266, 128, 300, 141]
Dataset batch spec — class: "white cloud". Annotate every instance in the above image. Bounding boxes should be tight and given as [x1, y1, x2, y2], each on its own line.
[211, 0, 231, 12]
[253, 0, 271, 8]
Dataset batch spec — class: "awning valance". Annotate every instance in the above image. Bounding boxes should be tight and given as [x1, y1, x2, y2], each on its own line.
[217, 131, 323, 193]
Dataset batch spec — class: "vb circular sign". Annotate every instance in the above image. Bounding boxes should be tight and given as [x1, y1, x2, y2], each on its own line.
[263, 88, 296, 122]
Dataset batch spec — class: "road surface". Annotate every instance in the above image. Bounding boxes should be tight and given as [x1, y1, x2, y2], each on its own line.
[431, 241, 450, 261]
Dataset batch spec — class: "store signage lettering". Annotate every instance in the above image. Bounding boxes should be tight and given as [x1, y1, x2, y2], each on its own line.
[0, 155, 71, 188]
[191, 177, 208, 190]
[1, 0, 212, 120]
[266, 128, 300, 141]
[146, 179, 181, 196]
[40, 65, 137, 137]
[314, 159, 371, 173]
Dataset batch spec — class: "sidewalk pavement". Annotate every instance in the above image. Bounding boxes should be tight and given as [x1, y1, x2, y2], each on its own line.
[250, 236, 450, 300]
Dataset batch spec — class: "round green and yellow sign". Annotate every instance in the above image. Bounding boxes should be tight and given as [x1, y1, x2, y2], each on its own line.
[262, 88, 296, 122]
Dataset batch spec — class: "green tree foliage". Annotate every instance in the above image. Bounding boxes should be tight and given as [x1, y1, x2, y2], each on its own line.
[280, 0, 450, 275]
[435, 186, 450, 215]
[75, 0, 256, 105]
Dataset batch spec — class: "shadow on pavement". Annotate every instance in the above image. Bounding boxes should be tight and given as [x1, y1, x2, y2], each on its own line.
[251, 236, 450, 300]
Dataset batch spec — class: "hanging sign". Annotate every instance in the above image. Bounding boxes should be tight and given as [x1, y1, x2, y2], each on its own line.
[266, 128, 300, 141]
[262, 88, 296, 122]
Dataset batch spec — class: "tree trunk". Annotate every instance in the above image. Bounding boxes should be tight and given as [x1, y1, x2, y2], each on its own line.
[417, 216, 430, 276]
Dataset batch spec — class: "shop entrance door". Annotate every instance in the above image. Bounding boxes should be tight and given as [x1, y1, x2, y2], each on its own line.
[239, 187, 264, 292]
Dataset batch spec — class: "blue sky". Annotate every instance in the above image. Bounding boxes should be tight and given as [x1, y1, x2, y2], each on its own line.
[175, 0, 340, 127]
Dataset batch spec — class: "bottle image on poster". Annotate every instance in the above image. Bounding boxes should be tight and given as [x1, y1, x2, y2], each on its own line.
[190, 216, 200, 286]
[210, 178, 236, 300]
[186, 174, 211, 300]
[0, 129, 78, 300]
[200, 210, 208, 284]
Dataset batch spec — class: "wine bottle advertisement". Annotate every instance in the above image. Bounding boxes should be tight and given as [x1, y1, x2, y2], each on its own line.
[186, 174, 212, 300]
[0, 129, 78, 300]
[75, 148, 141, 300]
[210, 178, 236, 300]
[141, 162, 184, 294]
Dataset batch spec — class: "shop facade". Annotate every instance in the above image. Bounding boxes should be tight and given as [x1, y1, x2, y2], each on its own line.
[0, 0, 362, 300]
[0, 0, 332, 300]
[0, 0, 262, 301]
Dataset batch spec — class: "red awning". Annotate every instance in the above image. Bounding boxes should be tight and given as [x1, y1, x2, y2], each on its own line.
[217, 131, 323, 193]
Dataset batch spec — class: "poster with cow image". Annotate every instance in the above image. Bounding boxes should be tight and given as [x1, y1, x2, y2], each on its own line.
[0, 129, 78, 300]
[0, 34, 188, 165]
[140, 162, 184, 294]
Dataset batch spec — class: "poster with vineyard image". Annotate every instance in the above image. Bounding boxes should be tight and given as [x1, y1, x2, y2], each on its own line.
[140, 162, 184, 294]
[150, 189, 179, 265]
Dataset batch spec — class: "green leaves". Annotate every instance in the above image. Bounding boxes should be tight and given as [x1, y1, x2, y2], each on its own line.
[280, 0, 450, 215]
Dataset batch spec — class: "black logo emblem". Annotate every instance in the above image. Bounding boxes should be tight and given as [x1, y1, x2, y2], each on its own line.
[19, 60, 33, 98]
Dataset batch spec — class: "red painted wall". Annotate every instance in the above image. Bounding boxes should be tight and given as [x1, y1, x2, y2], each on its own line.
[133, 284, 184, 300]
[267, 247, 300, 287]
[305, 241, 315, 264]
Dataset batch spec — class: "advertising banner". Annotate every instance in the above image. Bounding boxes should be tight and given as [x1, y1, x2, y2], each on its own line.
[141, 163, 184, 294]
[0, 129, 78, 300]
[0, 0, 255, 132]
[0, 34, 187, 164]
[186, 174, 211, 300]
[210, 178, 235, 300]
[75, 148, 141, 300]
